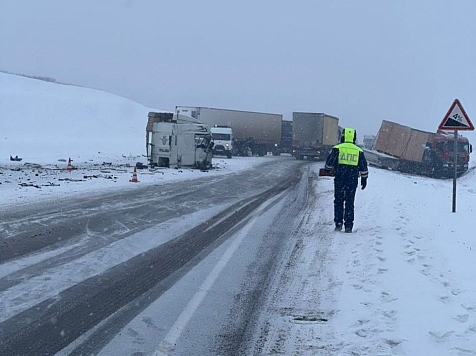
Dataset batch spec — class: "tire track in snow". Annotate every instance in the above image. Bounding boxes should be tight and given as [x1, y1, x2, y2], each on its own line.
[0, 167, 303, 356]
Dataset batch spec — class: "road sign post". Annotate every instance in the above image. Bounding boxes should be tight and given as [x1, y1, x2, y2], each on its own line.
[453, 130, 457, 213]
[438, 99, 474, 213]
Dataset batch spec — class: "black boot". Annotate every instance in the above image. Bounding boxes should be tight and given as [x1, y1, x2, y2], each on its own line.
[344, 226, 352, 233]
[335, 223, 343, 231]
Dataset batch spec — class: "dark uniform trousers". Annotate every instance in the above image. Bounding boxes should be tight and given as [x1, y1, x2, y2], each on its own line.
[334, 179, 358, 229]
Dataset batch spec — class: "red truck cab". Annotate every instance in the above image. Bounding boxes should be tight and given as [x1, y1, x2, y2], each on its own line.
[426, 134, 472, 176]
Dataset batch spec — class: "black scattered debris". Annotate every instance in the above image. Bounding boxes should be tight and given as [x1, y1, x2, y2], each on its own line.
[23, 163, 42, 169]
[19, 183, 41, 188]
[10, 155, 22, 161]
[44, 182, 60, 187]
[83, 174, 116, 180]
[58, 178, 85, 182]
[103, 162, 112, 166]
[135, 162, 148, 169]
[58, 158, 67, 162]
[293, 315, 328, 323]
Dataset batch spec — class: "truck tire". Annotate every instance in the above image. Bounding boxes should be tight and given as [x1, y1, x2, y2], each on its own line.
[158, 157, 169, 168]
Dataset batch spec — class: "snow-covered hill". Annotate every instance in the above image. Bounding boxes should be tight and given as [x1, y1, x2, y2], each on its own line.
[0, 73, 284, 209]
[0, 72, 165, 163]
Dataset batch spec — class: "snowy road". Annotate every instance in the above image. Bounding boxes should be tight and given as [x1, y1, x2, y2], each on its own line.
[3, 159, 476, 356]
[0, 157, 310, 355]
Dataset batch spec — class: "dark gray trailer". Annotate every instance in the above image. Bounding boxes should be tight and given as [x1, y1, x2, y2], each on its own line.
[176, 106, 282, 156]
[292, 112, 340, 160]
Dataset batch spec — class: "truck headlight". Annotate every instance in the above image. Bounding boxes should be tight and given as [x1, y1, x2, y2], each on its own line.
[225, 143, 229, 147]
[443, 164, 449, 167]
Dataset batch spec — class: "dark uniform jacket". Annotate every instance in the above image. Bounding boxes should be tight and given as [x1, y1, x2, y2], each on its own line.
[325, 143, 368, 184]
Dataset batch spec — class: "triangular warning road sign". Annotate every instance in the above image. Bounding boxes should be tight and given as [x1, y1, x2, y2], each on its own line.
[439, 99, 474, 131]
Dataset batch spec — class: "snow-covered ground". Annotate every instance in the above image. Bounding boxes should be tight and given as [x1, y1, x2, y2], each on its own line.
[58, 163, 476, 356]
[3, 72, 476, 354]
[253, 164, 476, 355]
[0, 72, 162, 160]
[0, 154, 272, 209]
[0, 72, 275, 209]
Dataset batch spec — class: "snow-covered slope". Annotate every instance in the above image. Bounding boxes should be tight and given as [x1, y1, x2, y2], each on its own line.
[0, 72, 165, 163]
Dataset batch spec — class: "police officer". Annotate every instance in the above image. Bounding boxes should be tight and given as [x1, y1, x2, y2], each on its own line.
[325, 128, 368, 233]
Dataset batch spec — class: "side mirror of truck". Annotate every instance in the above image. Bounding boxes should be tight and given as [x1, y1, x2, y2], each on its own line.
[470, 144, 473, 153]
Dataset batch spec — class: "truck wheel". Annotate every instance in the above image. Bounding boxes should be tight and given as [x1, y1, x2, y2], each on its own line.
[158, 157, 169, 168]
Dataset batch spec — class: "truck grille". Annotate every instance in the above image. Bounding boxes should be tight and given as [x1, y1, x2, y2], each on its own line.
[448, 155, 467, 165]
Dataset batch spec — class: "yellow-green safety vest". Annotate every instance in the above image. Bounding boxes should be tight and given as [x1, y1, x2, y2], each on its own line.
[335, 142, 362, 166]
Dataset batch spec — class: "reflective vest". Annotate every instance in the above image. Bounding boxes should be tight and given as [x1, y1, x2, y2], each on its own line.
[335, 142, 362, 166]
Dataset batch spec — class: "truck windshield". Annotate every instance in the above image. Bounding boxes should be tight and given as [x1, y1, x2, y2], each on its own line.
[212, 133, 231, 141]
[437, 142, 469, 153]
[195, 135, 211, 148]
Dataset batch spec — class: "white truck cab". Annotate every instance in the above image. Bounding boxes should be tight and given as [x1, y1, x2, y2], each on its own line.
[210, 126, 233, 158]
[146, 112, 213, 170]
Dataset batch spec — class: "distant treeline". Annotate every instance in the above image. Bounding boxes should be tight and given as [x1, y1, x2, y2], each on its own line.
[0, 70, 61, 83]
[0, 69, 135, 102]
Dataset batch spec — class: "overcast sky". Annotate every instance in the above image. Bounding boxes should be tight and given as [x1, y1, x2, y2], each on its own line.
[2, 0, 476, 140]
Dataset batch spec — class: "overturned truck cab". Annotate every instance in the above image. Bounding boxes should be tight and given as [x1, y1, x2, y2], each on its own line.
[146, 112, 213, 170]
[370, 120, 471, 178]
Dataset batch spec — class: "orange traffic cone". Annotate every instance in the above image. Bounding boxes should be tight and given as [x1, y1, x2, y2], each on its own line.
[130, 167, 139, 183]
[66, 158, 73, 172]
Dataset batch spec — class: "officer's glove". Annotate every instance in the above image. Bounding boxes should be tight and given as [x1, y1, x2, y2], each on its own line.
[361, 177, 367, 190]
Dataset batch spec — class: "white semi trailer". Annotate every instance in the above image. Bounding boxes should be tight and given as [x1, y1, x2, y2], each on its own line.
[146, 112, 213, 170]
[175, 106, 282, 156]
